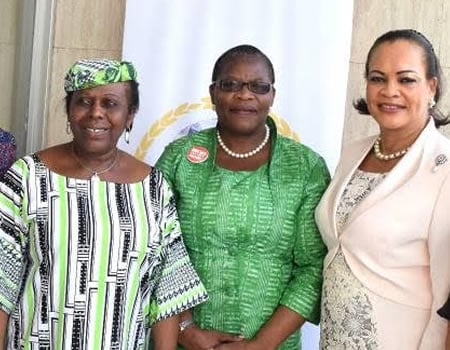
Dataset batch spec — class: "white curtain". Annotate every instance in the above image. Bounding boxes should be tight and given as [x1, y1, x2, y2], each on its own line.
[121, 1, 354, 348]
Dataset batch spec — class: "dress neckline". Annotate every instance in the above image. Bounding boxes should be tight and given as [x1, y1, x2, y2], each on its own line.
[215, 162, 268, 175]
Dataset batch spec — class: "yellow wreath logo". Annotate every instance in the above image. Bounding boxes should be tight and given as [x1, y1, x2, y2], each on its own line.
[134, 96, 299, 161]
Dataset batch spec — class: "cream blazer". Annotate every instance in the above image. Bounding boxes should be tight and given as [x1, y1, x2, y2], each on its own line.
[315, 120, 450, 348]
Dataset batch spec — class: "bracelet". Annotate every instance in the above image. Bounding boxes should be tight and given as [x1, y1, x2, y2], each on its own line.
[179, 318, 195, 333]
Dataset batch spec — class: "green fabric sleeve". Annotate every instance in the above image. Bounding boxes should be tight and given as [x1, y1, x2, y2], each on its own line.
[155, 142, 180, 190]
[279, 156, 330, 324]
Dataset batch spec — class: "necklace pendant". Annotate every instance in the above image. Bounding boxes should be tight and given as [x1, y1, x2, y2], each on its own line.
[72, 144, 119, 180]
[91, 173, 100, 182]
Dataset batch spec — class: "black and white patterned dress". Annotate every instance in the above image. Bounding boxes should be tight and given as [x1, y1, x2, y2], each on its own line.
[0, 155, 207, 349]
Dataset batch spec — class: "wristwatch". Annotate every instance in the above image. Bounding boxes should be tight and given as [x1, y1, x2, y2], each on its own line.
[179, 318, 194, 333]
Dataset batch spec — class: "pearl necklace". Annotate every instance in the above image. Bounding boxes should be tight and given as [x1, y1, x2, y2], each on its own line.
[72, 145, 119, 181]
[217, 124, 270, 159]
[373, 136, 409, 161]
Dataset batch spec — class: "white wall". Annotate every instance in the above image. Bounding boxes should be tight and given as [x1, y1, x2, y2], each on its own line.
[121, 0, 353, 173]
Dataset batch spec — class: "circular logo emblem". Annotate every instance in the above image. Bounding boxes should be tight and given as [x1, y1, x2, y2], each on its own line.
[186, 146, 209, 163]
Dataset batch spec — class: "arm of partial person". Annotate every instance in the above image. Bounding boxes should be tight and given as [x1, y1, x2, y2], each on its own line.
[0, 165, 29, 350]
[151, 315, 180, 350]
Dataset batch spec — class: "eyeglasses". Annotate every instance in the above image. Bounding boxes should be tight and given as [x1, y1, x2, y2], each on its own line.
[213, 79, 273, 94]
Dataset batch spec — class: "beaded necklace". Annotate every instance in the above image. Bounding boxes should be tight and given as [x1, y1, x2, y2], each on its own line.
[217, 124, 270, 159]
[373, 136, 409, 161]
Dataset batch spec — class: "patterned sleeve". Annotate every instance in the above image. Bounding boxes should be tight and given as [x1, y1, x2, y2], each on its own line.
[280, 155, 330, 324]
[148, 170, 207, 324]
[0, 160, 29, 314]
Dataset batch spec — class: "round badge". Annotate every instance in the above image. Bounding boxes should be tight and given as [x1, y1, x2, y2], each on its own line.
[186, 146, 209, 163]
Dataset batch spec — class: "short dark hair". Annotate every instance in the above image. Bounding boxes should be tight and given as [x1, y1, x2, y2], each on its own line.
[353, 29, 449, 127]
[65, 80, 140, 115]
[211, 44, 275, 84]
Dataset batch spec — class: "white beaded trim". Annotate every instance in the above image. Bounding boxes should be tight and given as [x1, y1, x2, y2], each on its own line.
[217, 124, 270, 159]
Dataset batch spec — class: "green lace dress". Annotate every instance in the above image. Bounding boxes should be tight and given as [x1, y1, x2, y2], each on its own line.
[156, 119, 330, 350]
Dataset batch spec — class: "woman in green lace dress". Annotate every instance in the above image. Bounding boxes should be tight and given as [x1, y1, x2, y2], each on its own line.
[156, 45, 330, 350]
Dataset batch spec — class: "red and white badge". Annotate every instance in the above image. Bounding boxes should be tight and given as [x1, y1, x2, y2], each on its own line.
[186, 146, 209, 163]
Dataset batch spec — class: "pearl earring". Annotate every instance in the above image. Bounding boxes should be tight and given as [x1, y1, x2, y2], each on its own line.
[429, 98, 436, 109]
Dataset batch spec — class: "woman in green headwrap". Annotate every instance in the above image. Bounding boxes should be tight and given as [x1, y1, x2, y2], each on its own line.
[0, 58, 207, 349]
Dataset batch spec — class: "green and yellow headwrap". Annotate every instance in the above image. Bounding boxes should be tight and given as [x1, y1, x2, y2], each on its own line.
[64, 58, 137, 92]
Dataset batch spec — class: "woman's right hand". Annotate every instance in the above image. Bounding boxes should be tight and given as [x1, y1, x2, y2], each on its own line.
[179, 325, 244, 350]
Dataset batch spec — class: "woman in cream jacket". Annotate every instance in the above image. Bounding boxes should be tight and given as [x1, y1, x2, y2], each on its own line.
[316, 29, 450, 349]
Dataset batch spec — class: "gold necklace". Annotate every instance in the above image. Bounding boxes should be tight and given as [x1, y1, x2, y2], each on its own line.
[373, 136, 409, 161]
[72, 145, 119, 181]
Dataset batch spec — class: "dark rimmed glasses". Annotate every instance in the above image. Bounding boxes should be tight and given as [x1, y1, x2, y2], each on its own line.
[213, 79, 273, 94]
